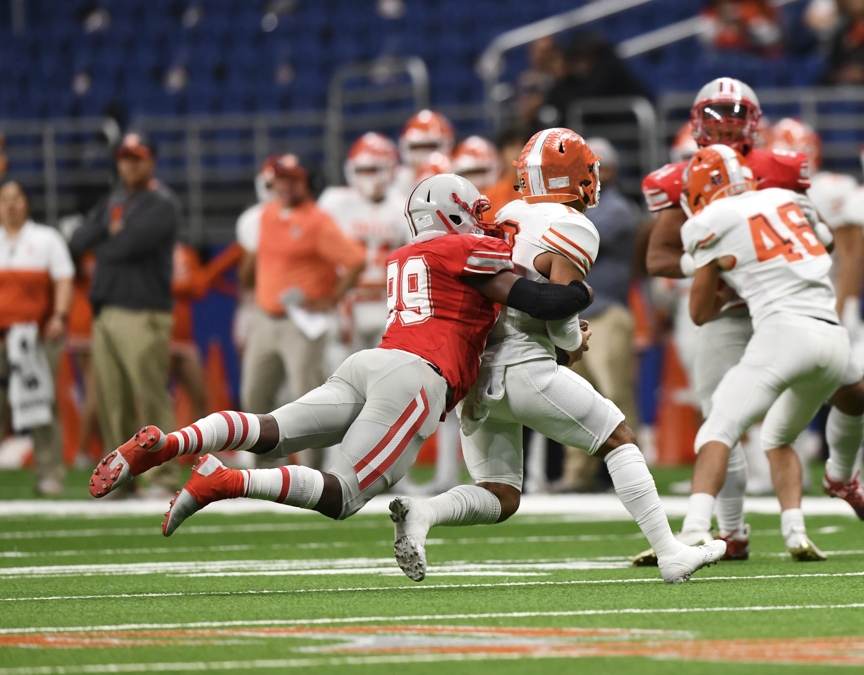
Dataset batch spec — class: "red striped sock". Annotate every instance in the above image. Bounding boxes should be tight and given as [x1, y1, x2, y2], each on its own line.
[166, 411, 261, 458]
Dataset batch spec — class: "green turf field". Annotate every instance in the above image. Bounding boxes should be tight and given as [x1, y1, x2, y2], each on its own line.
[1, 468, 863, 674]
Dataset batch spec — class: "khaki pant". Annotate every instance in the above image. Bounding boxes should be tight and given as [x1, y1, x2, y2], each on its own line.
[563, 304, 639, 489]
[92, 307, 176, 490]
[0, 337, 64, 487]
[241, 308, 327, 468]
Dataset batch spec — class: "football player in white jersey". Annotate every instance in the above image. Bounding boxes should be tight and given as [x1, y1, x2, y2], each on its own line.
[770, 119, 864, 518]
[679, 146, 864, 557]
[393, 110, 455, 195]
[318, 133, 409, 352]
[388, 128, 726, 585]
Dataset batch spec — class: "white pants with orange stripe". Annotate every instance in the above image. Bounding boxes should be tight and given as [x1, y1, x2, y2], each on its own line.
[459, 357, 624, 491]
[266, 348, 448, 519]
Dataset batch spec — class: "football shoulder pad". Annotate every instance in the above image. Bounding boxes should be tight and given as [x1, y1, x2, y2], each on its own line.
[642, 162, 686, 212]
[749, 148, 810, 191]
[536, 210, 600, 276]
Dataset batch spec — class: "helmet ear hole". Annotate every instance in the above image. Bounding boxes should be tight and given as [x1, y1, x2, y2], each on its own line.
[449, 214, 462, 225]
[558, 142, 566, 154]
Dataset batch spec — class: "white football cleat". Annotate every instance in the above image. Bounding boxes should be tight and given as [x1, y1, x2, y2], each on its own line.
[389, 496, 432, 582]
[658, 540, 726, 584]
[632, 530, 713, 567]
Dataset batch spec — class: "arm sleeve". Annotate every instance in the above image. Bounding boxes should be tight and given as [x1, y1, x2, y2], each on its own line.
[537, 214, 600, 276]
[98, 198, 177, 262]
[316, 212, 366, 269]
[47, 229, 75, 280]
[546, 312, 583, 351]
[506, 278, 593, 321]
[68, 200, 109, 254]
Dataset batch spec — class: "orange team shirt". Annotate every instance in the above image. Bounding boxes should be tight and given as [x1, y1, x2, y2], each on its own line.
[484, 176, 521, 217]
[255, 200, 366, 316]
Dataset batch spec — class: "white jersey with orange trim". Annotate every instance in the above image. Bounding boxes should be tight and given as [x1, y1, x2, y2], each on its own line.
[319, 186, 409, 344]
[482, 199, 600, 366]
[682, 188, 836, 330]
[808, 171, 857, 229]
[318, 186, 409, 291]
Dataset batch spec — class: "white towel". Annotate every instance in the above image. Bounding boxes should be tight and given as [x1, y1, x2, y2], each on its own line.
[6, 322, 54, 431]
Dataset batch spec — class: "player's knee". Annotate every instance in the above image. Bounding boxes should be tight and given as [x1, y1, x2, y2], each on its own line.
[599, 422, 637, 455]
[477, 482, 520, 522]
[831, 381, 864, 416]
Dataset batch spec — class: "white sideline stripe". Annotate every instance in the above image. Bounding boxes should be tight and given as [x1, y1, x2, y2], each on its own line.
[0, 653, 541, 675]
[5, 571, 864, 604]
[0, 521, 381, 540]
[5, 601, 864, 634]
[0, 494, 856, 518]
[0, 533, 650, 558]
[0, 557, 631, 580]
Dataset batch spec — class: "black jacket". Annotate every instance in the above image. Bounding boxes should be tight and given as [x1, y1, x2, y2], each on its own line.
[70, 184, 178, 314]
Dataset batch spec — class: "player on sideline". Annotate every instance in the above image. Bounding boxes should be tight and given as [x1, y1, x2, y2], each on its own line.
[318, 132, 408, 352]
[638, 77, 864, 563]
[388, 128, 726, 585]
[88, 174, 595, 532]
[677, 146, 861, 554]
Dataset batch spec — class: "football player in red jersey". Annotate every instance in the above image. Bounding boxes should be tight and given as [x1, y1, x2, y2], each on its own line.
[87, 174, 594, 534]
[389, 129, 726, 585]
[636, 78, 862, 565]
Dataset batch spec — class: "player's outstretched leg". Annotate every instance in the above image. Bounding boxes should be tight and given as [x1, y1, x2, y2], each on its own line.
[603, 424, 725, 583]
[163, 453, 339, 535]
[389, 484, 508, 581]
[89, 411, 262, 498]
[823, 400, 864, 520]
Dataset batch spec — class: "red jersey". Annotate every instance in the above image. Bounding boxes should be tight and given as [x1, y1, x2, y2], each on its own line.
[642, 147, 810, 212]
[380, 233, 513, 409]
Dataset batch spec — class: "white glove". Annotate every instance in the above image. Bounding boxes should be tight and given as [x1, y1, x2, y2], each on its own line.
[793, 192, 819, 228]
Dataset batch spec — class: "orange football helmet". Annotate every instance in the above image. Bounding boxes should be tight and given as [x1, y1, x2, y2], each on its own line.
[399, 110, 455, 168]
[414, 151, 452, 183]
[345, 132, 398, 199]
[670, 122, 699, 164]
[516, 128, 601, 208]
[680, 144, 755, 217]
[451, 136, 501, 190]
[770, 118, 822, 171]
[690, 77, 762, 153]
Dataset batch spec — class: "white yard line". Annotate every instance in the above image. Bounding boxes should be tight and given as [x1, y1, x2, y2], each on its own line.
[4, 571, 864, 604]
[0, 521, 381, 540]
[0, 653, 541, 675]
[0, 494, 856, 519]
[4, 601, 864, 635]
[0, 533, 650, 558]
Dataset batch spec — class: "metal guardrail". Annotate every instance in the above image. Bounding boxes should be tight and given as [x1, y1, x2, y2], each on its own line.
[567, 96, 659, 196]
[477, 0, 657, 129]
[325, 57, 429, 185]
[0, 117, 120, 226]
[616, 0, 805, 59]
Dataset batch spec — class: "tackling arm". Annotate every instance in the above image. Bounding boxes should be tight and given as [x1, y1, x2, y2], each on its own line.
[464, 270, 593, 321]
[646, 206, 689, 278]
[833, 225, 864, 317]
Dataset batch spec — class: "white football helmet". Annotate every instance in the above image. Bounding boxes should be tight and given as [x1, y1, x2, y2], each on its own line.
[691, 77, 762, 153]
[404, 173, 494, 242]
[345, 132, 398, 200]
